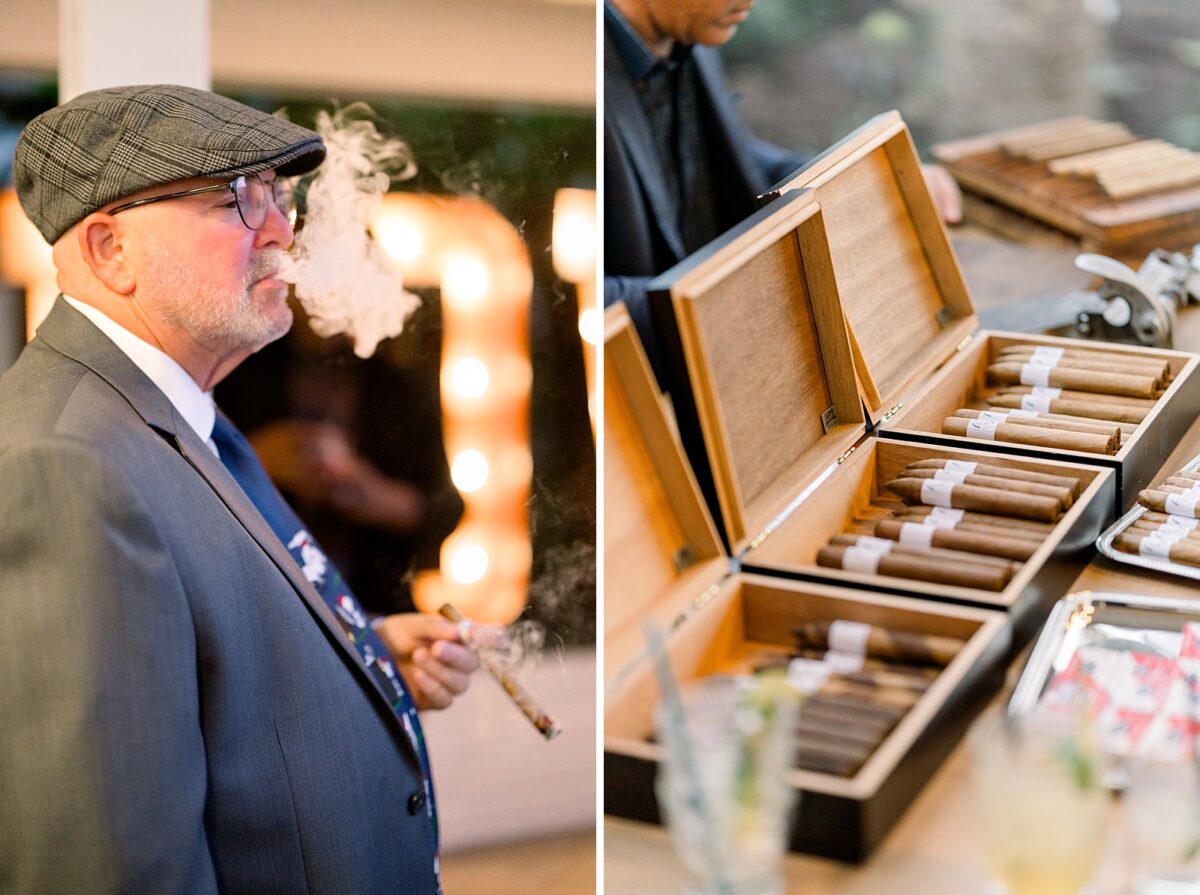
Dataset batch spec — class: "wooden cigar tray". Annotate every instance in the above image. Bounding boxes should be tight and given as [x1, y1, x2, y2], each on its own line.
[761, 110, 1200, 512]
[603, 303, 1010, 861]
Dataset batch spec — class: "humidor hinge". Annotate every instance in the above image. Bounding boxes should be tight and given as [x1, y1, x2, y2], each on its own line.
[837, 445, 857, 465]
[820, 406, 839, 433]
[955, 334, 974, 352]
[882, 402, 903, 422]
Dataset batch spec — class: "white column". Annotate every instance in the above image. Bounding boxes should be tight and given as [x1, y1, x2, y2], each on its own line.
[59, 0, 210, 102]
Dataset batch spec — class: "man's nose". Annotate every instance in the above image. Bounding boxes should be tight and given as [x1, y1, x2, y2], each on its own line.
[256, 200, 295, 249]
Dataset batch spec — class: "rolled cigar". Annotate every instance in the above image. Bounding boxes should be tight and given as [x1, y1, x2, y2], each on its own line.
[906, 457, 1083, 495]
[798, 704, 897, 741]
[984, 402, 1140, 435]
[874, 518, 1036, 562]
[953, 409, 1120, 449]
[996, 385, 1158, 409]
[1138, 489, 1200, 518]
[805, 692, 908, 725]
[995, 351, 1167, 382]
[796, 716, 889, 749]
[996, 345, 1168, 371]
[839, 667, 934, 693]
[986, 362, 1158, 398]
[987, 393, 1148, 425]
[1129, 520, 1200, 542]
[894, 504, 1054, 533]
[942, 416, 1115, 455]
[817, 544, 1010, 590]
[1141, 510, 1200, 527]
[794, 620, 964, 668]
[1169, 471, 1200, 482]
[887, 476, 1063, 523]
[925, 519, 1044, 542]
[1115, 531, 1200, 568]
[831, 532, 1019, 570]
[902, 467, 1073, 508]
[788, 648, 940, 680]
[1164, 476, 1200, 491]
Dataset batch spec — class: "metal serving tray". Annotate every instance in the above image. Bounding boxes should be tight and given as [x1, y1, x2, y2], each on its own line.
[1095, 453, 1200, 582]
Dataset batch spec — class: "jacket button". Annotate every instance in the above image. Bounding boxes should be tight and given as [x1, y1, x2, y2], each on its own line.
[407, 788, 427, 815]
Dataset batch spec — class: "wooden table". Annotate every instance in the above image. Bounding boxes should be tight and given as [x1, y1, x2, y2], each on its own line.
[604, 233, 1200, 895]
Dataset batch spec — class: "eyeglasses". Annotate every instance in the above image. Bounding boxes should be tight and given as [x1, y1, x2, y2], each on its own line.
[105, 173, 296, 230]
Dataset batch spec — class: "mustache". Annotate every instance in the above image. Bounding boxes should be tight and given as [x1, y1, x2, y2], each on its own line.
[246, 252, 284, 285]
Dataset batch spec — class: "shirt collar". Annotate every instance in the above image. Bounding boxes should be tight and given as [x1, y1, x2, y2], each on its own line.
[605, 0, 675, 83]
[63, 295, 217, 446]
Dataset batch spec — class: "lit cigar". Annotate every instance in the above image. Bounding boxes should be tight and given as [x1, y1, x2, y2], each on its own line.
[902, 467, 1073, 508]
[794, 620, 964, 668]
[906, 457, 1082, 495]
[987, 393, 1148, 425]
[817, 543, 1010, 590]
[831, 532, 1019, 569]
[1115, 531, 1200, 568]
[995, 350, 1168, 381]
[986, 362, 1158, 399]
[438, 603, 561, 740]
[886, 476, 1063, 523]
[995, 385, 1158, 409]
[941, 416, 1115, 454]
[894, 504, 1054, 534]
[952, 409, 1121, 449]
[873, 518, 1036, 562]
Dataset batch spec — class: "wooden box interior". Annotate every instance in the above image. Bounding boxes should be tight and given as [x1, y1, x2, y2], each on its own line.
[742, 438, 1111, 610]
[663, 190, 865, 552]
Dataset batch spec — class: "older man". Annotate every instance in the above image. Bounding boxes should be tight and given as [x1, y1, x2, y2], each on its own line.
[0, 84, 475, 894]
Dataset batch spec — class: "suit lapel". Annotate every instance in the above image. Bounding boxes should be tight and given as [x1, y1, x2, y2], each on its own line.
[691, 46, 768, 201]
[604, 31, 687, 262]
[35, 299, 422, 767]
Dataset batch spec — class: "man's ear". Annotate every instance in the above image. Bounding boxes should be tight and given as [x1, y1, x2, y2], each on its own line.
[77, 215, 135, 295]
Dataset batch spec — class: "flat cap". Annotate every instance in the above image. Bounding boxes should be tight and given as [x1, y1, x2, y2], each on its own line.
[13, 84, 326, 244]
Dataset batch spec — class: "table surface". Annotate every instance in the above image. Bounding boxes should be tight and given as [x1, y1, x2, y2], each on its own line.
[604, 230, 1200, 895]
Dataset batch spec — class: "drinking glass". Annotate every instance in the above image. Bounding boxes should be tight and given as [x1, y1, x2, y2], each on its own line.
[654, 674, 797, 895]
[969, 710, 1109, 895]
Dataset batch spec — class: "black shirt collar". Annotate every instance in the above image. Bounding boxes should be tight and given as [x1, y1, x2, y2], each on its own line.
[604, 1, 692, 83]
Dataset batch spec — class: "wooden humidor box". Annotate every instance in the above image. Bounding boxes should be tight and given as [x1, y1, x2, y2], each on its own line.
[760, 111, 1200, 512]
[603, 304, 1010, 861]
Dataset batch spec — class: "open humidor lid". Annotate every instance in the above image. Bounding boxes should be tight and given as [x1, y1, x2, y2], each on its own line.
[604, 304, 730, 679]
[764, 111, 977, 423]
[648, 190, 866, 555]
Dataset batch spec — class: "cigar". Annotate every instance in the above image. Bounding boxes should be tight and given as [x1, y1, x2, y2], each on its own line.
[987, 393, 1148, 425]
[1115, 531, 1200, 568]
[804, 692, 908, 725]
[796, 715, 889, 749]
[817, 543, 1011, 590]
[995, 350, 1168, 381]
[1168, 471, 1200, 482]
[901, 467, 1073, 508]
[794, 620, 964, 668]
[1138, 489, 1200, 518]
[996, 345, 1169, 371]
[952, 409, 1121, 449]
[787, 647, 941, 680]
[438, 603, 561, 740]
[873, 518, 1037, 562]
[886, 476, 1063, 523]
[905, 458, 1082, 495]
[1129, 520, 1200, 542]
[1141, 510, 1200, 527]
[995, 385, 1158, 409]
[941, 416, 1115, 455]
[986, 362, 1158, 399]
[894, 504, 1054, 534]
[1164, 476, 1200, 492]
[831, 532, 1019, 569]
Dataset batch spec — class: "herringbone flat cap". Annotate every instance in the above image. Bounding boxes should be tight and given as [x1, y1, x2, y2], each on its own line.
[13, 84, 326, 244]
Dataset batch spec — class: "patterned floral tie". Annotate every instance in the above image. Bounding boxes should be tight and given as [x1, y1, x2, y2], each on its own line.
[209, 413, 440, 881]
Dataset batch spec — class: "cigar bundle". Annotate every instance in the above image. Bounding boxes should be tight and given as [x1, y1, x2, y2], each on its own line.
[813, 457, 1085, 590]
[1112, 463, 1200, 569]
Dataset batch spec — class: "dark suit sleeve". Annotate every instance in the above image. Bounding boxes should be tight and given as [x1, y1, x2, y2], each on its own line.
[0, 438, 218, 894]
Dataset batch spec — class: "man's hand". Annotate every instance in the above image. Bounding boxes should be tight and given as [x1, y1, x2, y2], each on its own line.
[920, 163, 963, 225]
[374, 613, 480, 711]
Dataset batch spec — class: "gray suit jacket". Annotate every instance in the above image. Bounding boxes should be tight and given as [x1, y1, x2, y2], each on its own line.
[0, 299, 438, 894]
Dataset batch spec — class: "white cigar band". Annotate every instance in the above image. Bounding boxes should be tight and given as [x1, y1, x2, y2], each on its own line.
[841, 546, 882, 574]
[1148, 526, 1187, 547]
[1162, 514, 1199, 533]
[787, 658, 833, 694]
[854, 536, 895, 555]
[943, 460, 977, 476]
[828, 619, 872, 655]
[923, 506, 965, 528]
[934, 469, 968, 484]
[1187, 480, 1200, 493]
[1031, 386, 1063, 399]
[921, 478, 956, 507]
[1021, 393, 1053, 413]
[1031, 346, 1065, 364]
[965, 418, 997, 441]
[1165, 492, 1200, 518]
[1020, 362, 1053, 387]
[979, 410, 1011, 424]
[1139, 533, 1176, 558]
[822, 650, 865, 674]
[898, 522, 936, 550]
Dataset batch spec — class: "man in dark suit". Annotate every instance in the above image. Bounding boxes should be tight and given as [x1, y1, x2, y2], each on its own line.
[604, 0, 962, 384]
[0, 84, 478, 893]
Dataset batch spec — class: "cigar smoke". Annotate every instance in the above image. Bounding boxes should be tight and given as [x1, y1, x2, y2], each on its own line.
[279, 104, 420, 358]
[467, 619, 549, 675]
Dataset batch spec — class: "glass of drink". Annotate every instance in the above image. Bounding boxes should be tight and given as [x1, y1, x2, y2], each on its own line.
[653, 674, 798, 895]
[969, 709, 1109, 895]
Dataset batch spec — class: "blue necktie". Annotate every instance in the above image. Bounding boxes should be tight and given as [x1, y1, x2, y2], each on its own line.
[209, 414, 440, 863]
